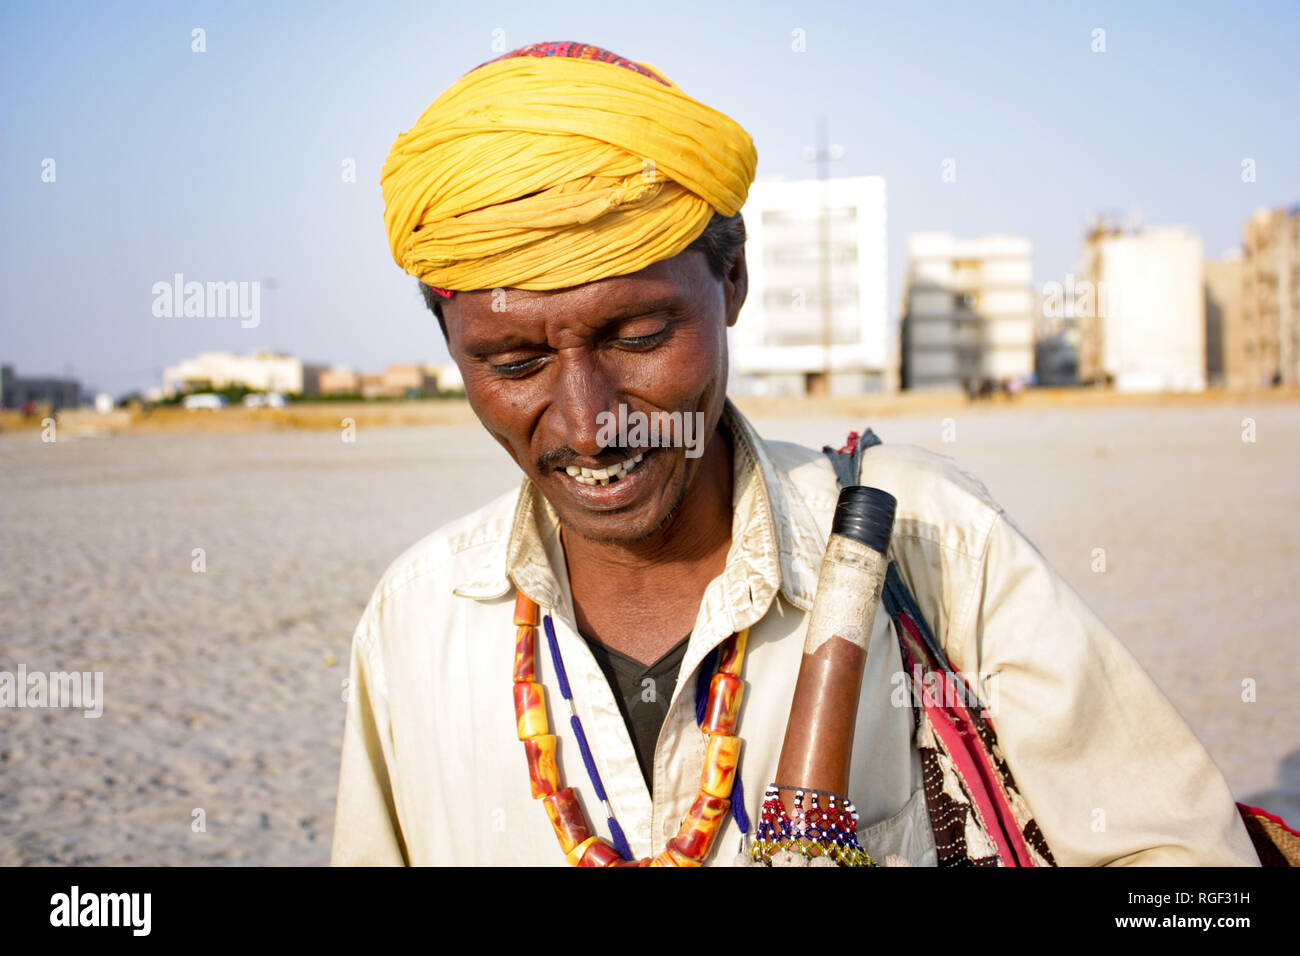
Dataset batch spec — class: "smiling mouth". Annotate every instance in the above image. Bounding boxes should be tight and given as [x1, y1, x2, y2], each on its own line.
[558, 451, 647, 486]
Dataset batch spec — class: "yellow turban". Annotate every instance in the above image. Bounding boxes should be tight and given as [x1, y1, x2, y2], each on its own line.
[381, 43, 757, 292]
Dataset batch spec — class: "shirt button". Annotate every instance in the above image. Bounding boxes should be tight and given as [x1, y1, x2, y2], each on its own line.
[663, 817, 677, 838]
[637, 822, 651, 839]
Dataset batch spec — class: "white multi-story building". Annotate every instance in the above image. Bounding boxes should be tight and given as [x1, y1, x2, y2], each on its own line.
[1079, 226, 1206, 392]
[162, 350, 324, 396]
[901, 233, 1035, 390]
[729, 177, 888, 396]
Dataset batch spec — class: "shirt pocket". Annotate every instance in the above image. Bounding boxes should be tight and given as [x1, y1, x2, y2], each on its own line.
[859, 785, 937, 867]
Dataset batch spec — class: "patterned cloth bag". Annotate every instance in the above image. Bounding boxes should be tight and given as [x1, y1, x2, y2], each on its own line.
[824, 428, 1297, 867]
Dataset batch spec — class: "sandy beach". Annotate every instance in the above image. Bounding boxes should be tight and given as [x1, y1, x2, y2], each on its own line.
[1, 397, 1297, 865]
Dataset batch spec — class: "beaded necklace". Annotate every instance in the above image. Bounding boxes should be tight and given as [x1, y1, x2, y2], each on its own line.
[511, 591, 750, 866]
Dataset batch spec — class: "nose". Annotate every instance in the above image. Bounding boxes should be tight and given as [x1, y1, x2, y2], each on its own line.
[551, 347, 619, 457]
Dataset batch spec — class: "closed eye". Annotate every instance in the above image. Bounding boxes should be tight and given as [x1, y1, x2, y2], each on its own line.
[487, 326, 669, 374]
[614, 329, 668, 349]
[488, 356, 544, 376]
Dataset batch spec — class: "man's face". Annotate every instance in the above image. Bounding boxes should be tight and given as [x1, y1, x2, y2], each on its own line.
[443, 248, 747, 545]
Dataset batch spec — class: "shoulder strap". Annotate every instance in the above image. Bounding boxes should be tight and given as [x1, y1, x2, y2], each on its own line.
[822, 426, 1056, 867]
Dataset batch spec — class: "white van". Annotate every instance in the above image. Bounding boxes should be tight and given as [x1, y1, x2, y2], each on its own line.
[183, 393, 226, 411]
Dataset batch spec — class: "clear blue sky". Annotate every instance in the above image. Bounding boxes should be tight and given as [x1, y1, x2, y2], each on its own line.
[2, 0, 1297, 397]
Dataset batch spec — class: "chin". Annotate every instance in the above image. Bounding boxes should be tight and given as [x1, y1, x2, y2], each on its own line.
[559, 485, 686, 546]
[559, 507, 665, 546]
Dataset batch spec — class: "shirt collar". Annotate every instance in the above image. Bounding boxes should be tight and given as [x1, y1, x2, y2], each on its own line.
[452, 399, 825, 617]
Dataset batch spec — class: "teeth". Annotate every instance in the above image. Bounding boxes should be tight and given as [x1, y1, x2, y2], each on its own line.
[565, 450, 649, 487]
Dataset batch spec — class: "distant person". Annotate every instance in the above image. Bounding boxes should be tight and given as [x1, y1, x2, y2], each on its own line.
[330, 40, 1259, 867]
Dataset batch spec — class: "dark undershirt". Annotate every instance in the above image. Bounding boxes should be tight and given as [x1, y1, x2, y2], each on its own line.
[578, 631, 691, 792]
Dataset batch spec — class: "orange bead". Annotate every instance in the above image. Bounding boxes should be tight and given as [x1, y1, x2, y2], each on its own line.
[700, 734, 742, 798]
[523, 734, 559, 798]
[671, 793, 730, 859]
[514, 591, 538, 627]
[542, 788, 592, 854]
[716, 629, 749, 677]
[512, 625, 536, 682]
[513, 680, 548, 739]
[700, 672, 744, 735]
[661, 842, 702, 866]
[565, 836, 598, 866]
[577, 838, 622, 867]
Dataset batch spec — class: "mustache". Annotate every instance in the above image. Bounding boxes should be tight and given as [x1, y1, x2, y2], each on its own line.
[537, 444, 637, 471]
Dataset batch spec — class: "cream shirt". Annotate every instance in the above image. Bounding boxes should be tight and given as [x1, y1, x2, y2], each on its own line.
[330, 401, 1259, 866]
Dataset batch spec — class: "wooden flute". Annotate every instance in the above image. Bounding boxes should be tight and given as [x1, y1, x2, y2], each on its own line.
[773, 485, 897, 819]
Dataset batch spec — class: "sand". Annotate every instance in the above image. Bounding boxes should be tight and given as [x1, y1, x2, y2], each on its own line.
[1, 399, 1296, 864]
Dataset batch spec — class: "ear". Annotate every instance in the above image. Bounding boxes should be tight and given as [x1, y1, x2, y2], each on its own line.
[724, 247, 748, 328]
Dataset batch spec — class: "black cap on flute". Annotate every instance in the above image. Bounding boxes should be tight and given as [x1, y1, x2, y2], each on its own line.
[831, 485, 896, 554]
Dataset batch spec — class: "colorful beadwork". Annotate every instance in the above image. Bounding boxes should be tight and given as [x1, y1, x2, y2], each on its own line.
[512, 625, 536, 682]
[700, 735, 742, 799]
[512, 680, 548, 739]
[510, 591, 751, 866]
[750, 785, 876, 867]
[671, 793, 730, 859]
[699, 672, 744, 735]
[523, 735, 559, 798]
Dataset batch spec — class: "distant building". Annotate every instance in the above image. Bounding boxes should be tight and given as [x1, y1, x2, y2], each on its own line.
[320, 363, 460, 398]
[162, 351, 325, 397]
[318, 367, 361, 396]
[1204, 254, 1244, 388]
[1078, 224, 1206, 392]
[0, 364, 84, 410]
[382, 364, 436, 398]
[729, 177, 889, 396]
[425, 362, 464, 393]
[900, 233, 1035, 391]
[1242, 205, 1300, 387]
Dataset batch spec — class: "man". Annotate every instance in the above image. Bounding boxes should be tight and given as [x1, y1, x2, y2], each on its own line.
[330, 41, 1258, 866]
